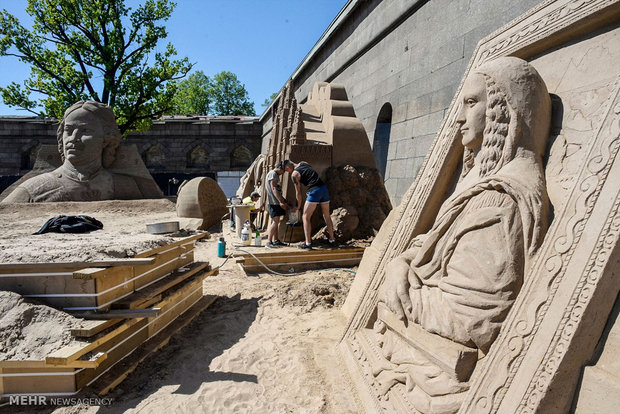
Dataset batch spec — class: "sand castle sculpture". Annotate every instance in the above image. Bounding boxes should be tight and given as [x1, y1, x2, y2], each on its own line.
[238, 80, 391, 241]
[1, 101, 162, 203]
[340, 1, 620, 413]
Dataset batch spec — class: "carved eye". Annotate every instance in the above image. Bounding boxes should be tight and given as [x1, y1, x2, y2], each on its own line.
[466, 98, 477, 106]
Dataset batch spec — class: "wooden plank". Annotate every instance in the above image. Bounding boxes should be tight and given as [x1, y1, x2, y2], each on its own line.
[132, 246, 194, 290]
[0, 274, 98, 309]
[75, 318, 150, 389]
[237, 248, 364, 273]
[70, 308, 160, 320]
[0, 367, 76, 395]
[112, 261, 211, 309]
[94, 295, 218, 396]
[134, 232, 208, 258]
[0, 361, 49, 369]
[76, 277, 206, 389]
[71, 319, 123, 338]
[94, 266, 135, 309]
[148, 282, 203, 337]
[233, 247, 365, 261]
[47, 319, 145, 366]
[0, 258, 155, 274]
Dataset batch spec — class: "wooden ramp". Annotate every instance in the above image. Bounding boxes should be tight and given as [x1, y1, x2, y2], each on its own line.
[234, 247, 364, 273]
[0, 233, 219, 399]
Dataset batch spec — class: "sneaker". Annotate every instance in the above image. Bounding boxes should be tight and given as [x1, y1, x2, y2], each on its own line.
[266, 241, 279, 249]
[298, 242, 312, 250]
[274, 239, 286, 246]
[328, 239, 338, 248]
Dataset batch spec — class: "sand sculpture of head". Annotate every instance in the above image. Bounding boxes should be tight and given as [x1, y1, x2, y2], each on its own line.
[1, 100, 163, 203]
[370, 57, 552, 414]
[57, 100, 122, 170]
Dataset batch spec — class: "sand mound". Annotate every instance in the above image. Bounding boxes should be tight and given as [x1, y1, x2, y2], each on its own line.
[0, 291, 85, 360]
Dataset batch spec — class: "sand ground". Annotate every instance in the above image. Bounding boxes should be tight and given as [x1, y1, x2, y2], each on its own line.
[0, 199, 361, 413]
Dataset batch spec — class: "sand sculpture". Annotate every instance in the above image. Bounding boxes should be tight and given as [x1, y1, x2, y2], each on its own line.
[176, 176, 229, 230]
[1, 101, 162, 203]
[340, 1, 620, 413]
[371, 56, 551, 413]
[239, 80, 391, 241]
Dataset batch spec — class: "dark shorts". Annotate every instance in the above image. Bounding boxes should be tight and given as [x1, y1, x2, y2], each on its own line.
[268, 204, 286, 218]
[306, 185, 330, 203]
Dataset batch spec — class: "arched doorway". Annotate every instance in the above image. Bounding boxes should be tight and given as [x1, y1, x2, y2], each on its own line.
[373, 103, 392, 179]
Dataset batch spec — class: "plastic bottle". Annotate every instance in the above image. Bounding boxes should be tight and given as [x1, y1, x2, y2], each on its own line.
[240, 220, 251, 246]
[254, 229, 262, 246]
[217, 237, 226, 257]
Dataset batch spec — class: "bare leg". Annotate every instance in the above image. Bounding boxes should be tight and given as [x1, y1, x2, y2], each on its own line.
[302, 202, 318, 244]
[320, 201, 335, 240]
[268, 215, 281, 242]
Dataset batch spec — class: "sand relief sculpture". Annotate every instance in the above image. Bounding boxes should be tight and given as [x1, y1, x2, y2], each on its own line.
[340, 2, 620, 413]
[345, 57, 552, 414]
[238, 80, 391, 241]
[1, 100, 162, 203]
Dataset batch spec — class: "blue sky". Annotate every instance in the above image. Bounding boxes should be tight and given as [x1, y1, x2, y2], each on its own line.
[0, 0, 348, 117]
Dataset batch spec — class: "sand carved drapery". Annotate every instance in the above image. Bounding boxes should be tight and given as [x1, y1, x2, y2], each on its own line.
[1, 101, 162, 202]
[340, 1, 620, 413]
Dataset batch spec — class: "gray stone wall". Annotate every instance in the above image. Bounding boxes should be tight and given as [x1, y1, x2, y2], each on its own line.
[0, 116, 262, 194]
[264, 0, 544, 206]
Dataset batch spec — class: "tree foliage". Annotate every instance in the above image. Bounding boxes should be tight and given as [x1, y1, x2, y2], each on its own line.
[262, 92, 278, 108]
[211, 71, 255, 116]
[0, 0, 192, 134]
[171, 70, 211, 115]
[170, 70, 256, 116]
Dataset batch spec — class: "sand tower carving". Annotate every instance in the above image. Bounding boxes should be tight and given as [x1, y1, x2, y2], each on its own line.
[239, 80, 391, 241]
[1, 101, 162, 203]
[340, 1, 620, 413]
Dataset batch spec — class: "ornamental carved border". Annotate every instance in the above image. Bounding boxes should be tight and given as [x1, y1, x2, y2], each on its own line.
[340, 0, 620, 412]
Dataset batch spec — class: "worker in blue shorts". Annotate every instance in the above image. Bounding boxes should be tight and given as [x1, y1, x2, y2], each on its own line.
[283, 160, 335, 249]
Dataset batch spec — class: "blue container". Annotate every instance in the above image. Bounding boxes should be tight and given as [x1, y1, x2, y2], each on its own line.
[217, 237, 226, 258]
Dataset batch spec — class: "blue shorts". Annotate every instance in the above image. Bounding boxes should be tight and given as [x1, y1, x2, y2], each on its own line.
[306, 185, 330, 203]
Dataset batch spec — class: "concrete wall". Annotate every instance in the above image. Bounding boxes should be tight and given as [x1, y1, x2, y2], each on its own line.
[263, 0, 544, 206]
[0, 116, 262, 195]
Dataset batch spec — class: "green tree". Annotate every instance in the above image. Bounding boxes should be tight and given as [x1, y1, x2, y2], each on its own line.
[0, 0, 192, 134]
[170, 70, 212, 115]
[262, 92, 278, 108]
[211, 71, 255, 116]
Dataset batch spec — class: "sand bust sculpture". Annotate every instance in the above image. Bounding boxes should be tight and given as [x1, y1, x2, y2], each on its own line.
[371, 57, 552, 413]
[3, 101, 159, 203]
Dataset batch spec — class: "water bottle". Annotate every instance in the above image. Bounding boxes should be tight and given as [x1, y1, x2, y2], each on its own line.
[254, 229, 262, 246]
[241, 220, 251, 246]
[217, 237, 226, 257]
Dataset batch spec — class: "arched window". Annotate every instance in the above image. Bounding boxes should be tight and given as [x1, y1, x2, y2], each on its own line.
[21, 145, 39, 170]
[143, 145, 165, 168]
[230, 145, 253, 168]
[373, 103, 392, 179]
[187, 145, 209, 168]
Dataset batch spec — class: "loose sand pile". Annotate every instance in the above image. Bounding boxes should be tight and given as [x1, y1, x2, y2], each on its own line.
[0, 291, 86, 360]
[1, 199, 361, 413]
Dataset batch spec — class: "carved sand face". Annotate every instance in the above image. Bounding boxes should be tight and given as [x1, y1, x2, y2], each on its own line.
[62, 108, 105, 166]
[457, 73, 487, 150]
